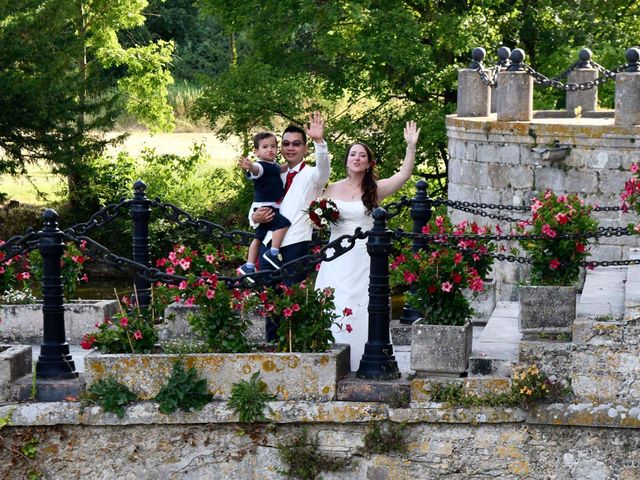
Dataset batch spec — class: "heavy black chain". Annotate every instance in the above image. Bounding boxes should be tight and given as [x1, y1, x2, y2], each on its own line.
[0, 230, 40, 264]
[66, 199, 132, 236]
[383, 196, 413, 220]
[150, 200, 255, 246]
[432, 198, 528, 223]
[521, 62, 625, 91]
[473, 65, 500, 87]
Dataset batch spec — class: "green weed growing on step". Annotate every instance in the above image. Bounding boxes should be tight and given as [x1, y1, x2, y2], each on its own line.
[85, 377, 138, 418]
[227, 371, 276, 423]
[361, 421, 408, 455]
[277, 427, 350, 480]
[155, 359, 212, 414]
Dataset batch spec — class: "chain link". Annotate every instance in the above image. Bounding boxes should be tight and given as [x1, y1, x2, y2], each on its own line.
[66, 199, 132, 236]
[521, 62, 625, 91]
[0, 230, 40, 264]
[383, 196, 413, 219]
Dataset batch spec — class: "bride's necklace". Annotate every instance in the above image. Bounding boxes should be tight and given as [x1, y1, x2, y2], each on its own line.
[346, 178, 361, 199]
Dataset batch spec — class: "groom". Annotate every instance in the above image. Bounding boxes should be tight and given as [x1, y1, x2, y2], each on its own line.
[250, 112, 330, 340]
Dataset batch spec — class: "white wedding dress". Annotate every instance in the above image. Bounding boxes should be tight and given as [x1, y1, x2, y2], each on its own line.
[315, 199, 374, 371]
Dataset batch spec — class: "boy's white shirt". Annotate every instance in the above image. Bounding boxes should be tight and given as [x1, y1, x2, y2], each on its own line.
[247, 141, 330, 247]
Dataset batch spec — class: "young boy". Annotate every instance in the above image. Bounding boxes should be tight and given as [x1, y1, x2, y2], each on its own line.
[237, 131, 290, 277]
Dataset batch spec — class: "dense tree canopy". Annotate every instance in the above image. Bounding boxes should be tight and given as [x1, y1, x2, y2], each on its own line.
[0, 0, 174, 207]
[195, 0, 640, 194]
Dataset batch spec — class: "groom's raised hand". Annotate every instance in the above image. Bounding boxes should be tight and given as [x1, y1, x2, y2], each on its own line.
[305, 111, 325, 144]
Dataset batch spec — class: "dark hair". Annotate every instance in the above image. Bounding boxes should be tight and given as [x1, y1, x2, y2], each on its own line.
[253, 131, 277, 149]
[282, 124, 307, 144]
[344, 142, 378, 213]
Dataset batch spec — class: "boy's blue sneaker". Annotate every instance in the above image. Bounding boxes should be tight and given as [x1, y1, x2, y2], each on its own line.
[262, 250, 283, 269]
[237, 264, 256, 283]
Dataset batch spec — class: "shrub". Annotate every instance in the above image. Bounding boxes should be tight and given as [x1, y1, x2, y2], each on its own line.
[227, 371, 276, 423]
[86, 377, 138, 418]
[155, 359, 213, 414]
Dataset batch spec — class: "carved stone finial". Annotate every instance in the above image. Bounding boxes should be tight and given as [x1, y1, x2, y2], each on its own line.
[626, 47, 640, 72]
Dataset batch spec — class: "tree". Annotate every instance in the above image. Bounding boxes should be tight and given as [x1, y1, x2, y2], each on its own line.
[194, 0, 640, 196]
[0, 0, 174, 208]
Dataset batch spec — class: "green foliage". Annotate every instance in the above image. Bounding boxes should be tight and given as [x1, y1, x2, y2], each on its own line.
[429, 364, 571, 409]
[155, 359, 213, 414]
[276, 427, 350, 480]
[82, 300, 159, 353]
[517, 191, 598, 286]
[20, 437, 38, 459]
[0, 0, 174, 206]
[227, 371, 276, 423]
[29, 242, 90, 301]
[246, 282, 347, 352]
[86, 377, 138, 418]
[361, 422, 408, 455]
[0, 408, 14, 429]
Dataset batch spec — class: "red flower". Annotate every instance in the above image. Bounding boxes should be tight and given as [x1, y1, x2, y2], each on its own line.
[80, 334, 96, 350]
[549, 259, 561, 270]
[403, 271, 418, 284]
[575, 243, 586, 253]
[292, 303, 300, 312]
[346, 324, 353, 333]
[452, 272, 462, 284]
[133, 330, 143, 340]
[343, 307, 353, 317]
[283, 307, 293, 317]
[119, 317, 129, 327]
[427, 285, 437, 294]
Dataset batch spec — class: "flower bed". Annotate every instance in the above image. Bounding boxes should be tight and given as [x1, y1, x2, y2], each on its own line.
[84, 344, 350, 402]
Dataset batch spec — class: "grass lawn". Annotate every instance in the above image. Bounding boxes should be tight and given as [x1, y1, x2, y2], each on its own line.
[0, 132, 241, 205]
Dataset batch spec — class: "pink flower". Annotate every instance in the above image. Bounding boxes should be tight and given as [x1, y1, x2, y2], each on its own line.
[403, 271, 418, 284]
[179, 259, 191, 271]
[555, 213, 569, 225]
[316, 263, 321, 271]
[205, 254, 215, 264]
[422, 225, 431, 234]
[166, 266, 175, 275]
[120, 317, 129, 327]
[441, 281, 453, 292]
[343, 307, 353, 317]
[178, 280, 188, 290]
[81, 274, 89, 282]
[176, 245, 186, 254]
[541, 224, 557, 238]
[531, 199, 543, 213]
[80, 240, 87, 249]
[549, 259, 561, 270]
[206, 289, 215, 299]
[557, 195, 567, 203]
[292, 303, 300, 312]
[435, 216, 444, 227]
[283, 307, 293, 317]
[632, 163, 639, 173]
[469, 277, 484, 292]
[453, 252, 463, 265]
[184, 296, 195, 306]
[133, 330, 143, 340]
[346, 324, 353, 333]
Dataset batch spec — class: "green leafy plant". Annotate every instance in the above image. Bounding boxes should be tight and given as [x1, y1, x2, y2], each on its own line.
[390, 213, 497, 326]
[247, 281, 348, 352]
[155, 359, 212, 414]
[227, 371, 276, 423]
[277, 427, 350, 480]
[81, 293, 159, 353]
[0, 408, 14, 429]
[517, 190, 597, 286]
[0, 246, 31, 295]
[155, 243, 250, 353]
[361, 422, 408, 455]
[20, 437, 39, 459]
[86, 377, 138, 418]
[30, 241, 90, 300]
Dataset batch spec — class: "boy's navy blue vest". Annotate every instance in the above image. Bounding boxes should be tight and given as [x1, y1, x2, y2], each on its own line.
[251, 160, 284, 202]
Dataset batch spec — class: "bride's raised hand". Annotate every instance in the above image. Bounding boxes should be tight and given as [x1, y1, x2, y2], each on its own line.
[305, 111, 325, 143]
[404, 120, 420, 147]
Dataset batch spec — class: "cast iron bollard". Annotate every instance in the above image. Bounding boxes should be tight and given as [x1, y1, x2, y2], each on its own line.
[399, 180, 431, 325]
[131, 180, 152, 308]
[357, 208, 400, 380]
[36, 209, 77, 379]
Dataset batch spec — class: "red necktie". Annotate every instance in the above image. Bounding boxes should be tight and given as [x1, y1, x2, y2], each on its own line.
[283, 170, 298, 197]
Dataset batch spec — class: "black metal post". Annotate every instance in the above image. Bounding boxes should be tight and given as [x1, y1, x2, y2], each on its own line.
[131, 180, 152, 308]
[399, 180, 432, 324]
[357, 208, 400, 380]
[36, 209, 77, 379]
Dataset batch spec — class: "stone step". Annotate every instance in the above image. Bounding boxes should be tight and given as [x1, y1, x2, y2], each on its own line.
[576, 265, 626, 321]
[468, 301, 521, 377]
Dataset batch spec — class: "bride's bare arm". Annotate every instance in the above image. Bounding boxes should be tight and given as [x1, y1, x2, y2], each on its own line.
[376, 121, 420, 200]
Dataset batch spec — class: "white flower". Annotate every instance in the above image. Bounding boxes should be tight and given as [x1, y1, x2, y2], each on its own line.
[314, 208, 323, 216]
[321, 218, 328, 225]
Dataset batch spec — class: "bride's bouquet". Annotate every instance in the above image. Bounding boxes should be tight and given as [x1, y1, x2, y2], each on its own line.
[305, 197, 340, 230]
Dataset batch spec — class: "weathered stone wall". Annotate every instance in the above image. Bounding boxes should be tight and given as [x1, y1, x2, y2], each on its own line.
[2, 401, 640, 479]
[446, 113, 640, 299]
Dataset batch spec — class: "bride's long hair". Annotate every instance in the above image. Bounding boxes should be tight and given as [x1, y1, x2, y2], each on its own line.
[344, 142, 378, 213]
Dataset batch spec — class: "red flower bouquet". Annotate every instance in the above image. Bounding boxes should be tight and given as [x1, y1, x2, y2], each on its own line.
[305, 197, 340, 230]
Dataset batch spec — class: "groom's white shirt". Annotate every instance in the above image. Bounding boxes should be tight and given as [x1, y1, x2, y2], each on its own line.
[248, 141, 330, 247]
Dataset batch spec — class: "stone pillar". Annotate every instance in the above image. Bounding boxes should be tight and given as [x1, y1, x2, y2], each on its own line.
[567, 69, 598, 113]
[457, 69, 491, 117]
[496, 49, 533, 122]
[491, 47, 511, 113]
[457, 48, 491, 117]
[615, 48, 640, 126]
[566, 49, 598, 114]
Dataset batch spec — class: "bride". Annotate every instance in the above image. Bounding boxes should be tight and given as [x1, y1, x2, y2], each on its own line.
[315, 121, 420, 371]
